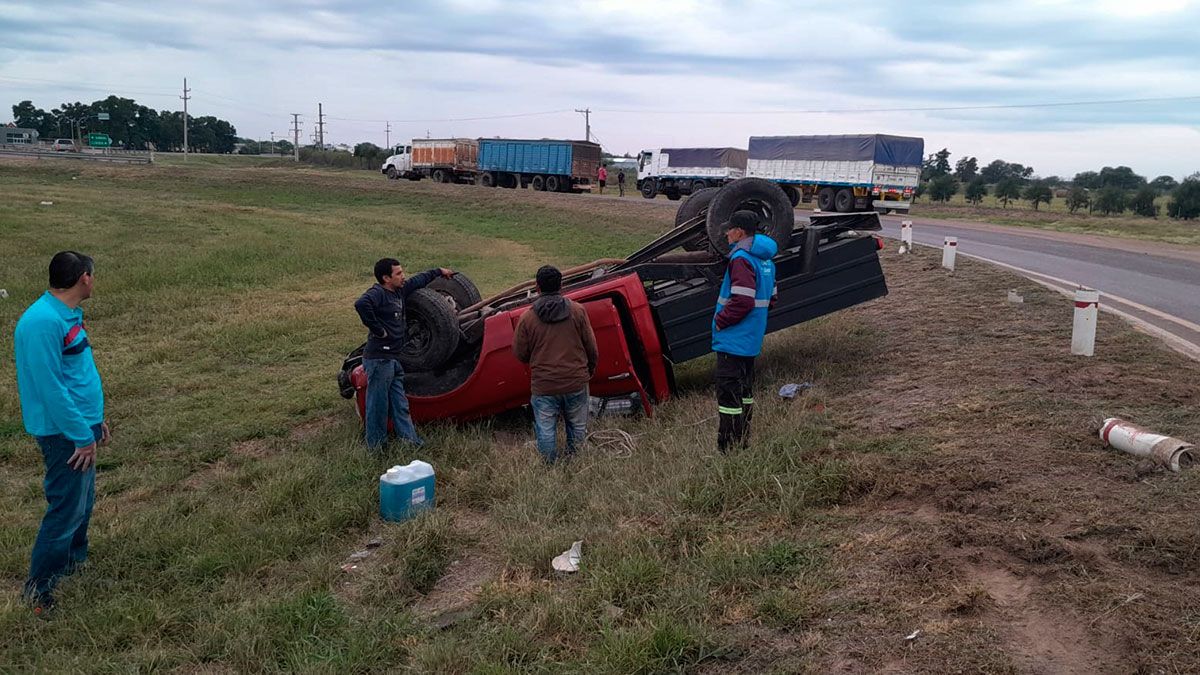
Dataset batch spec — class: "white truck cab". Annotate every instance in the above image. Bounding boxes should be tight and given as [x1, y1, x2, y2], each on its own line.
[636, 147, 747, 200]
[381, 145, 414, 179]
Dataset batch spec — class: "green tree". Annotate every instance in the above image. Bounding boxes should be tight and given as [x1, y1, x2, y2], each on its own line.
[1073, 171, 1102, 189]
[1129, 186, 1159, 217]
[1166, 178, 1200, 220]
[964, 178, 987, 205]
[1150, 175, 1178, 193]
[980, 159, 1035, 184]
[914, 181, 927, 202]
[954, 156, 978, 181]
[927, 174, 958, 202]
[1022, 181, 1053, 210]
[922, 148, 951, 181]
[354, 142, 384, 158]
[1066, 187, 1090, 214]
[1098, 166, 1146, 191]
[1093, 187, 1128, 215]
[275, 139, 294, 155]
[994, 177, 1022, 208]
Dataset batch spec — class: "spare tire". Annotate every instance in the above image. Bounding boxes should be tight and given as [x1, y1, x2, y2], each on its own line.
[676, 188, 721, 251]
[705, 178, 795, 254]
[427, 273, 482, 312]
[400, 288, 460, 372]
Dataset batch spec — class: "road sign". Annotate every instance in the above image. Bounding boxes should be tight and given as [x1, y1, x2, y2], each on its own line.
[97, 112, 110, 121]
[87, 133, 111, 148]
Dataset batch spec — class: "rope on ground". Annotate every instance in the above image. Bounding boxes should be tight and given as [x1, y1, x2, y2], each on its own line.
[586, 428, 636, 458]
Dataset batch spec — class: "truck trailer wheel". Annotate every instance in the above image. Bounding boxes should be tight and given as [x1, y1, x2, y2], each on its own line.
[480, 172, 496, 187]
[400, 288, 461, 372]
[427, 273, 482, 312]
[546, 175, 562, 192]
[676, 188, 721, 251]
[705, 178, 795, 254]
[692, 180, 708, 193]
[782, 185, 800, 207]
[433, 169, 448, 184]
[817, 187, 835, 212]
[666, 190, 682, 201]
[834, 189, 854, 213]
[502, 173, 519, 189]
[641, 179, 658, 199]
[531, 175, 546, 191]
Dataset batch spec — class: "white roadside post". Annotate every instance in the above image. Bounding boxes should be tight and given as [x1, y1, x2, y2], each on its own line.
[1071, 288, 1100, 356]
[900, 220, 913, 247]
[941, 236, 957, 271]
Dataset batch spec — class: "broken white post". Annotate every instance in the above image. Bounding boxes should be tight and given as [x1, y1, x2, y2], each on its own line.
[941, 236, 957, 271]
[1071, 288, 1099, 356]
[1100, 418, 1195, 472]
[900, 220, 913, 247]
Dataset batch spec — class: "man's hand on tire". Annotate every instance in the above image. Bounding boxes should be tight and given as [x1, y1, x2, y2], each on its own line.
[67, 443, 96, 471]
[439, 268, 454, 278]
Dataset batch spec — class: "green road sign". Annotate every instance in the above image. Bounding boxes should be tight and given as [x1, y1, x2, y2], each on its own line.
[87, 133, 111, 148]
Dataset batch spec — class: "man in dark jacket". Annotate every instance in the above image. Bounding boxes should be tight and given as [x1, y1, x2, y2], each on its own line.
[513, 265, 599, 464]
[354, 258, 452, 452]
[712, 211, 777, 453]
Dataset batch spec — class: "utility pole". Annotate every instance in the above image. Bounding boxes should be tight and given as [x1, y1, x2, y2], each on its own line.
[574, 108, 591, 142]
[316, 103, 325, 150]
[181, 77, 191, 160]
[290, 113, 301, 162]
[385, 121, 391, 150]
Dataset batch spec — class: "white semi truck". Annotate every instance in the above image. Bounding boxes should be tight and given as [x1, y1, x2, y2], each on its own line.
[636, 147, 747, 200]
[747, 134, 924, 214]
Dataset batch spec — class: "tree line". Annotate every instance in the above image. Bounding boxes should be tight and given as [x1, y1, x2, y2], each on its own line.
[918, 149, 1199, 220]
[10, 97, 238, 154]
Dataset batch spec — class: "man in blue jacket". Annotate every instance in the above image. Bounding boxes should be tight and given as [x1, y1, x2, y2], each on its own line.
[354, 258, 453, 452]
[712, 211, 777, 453]
[14, 251, 111, 617]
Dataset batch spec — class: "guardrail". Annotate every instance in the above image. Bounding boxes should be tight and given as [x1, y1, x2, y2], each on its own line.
[0, 144, 154, 165]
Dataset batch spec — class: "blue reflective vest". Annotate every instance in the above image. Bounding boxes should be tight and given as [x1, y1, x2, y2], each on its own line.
[712, 234, 777, 357]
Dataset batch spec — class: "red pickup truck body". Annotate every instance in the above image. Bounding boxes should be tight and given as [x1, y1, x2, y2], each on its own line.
[350, 272, 672, 423]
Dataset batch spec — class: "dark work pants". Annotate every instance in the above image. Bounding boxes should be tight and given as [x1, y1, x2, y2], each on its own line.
[715, 352, 756, 452]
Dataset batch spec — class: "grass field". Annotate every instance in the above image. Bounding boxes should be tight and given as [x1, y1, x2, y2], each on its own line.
[910, 194, 1200, 247]
[2, 159, 1199, 672]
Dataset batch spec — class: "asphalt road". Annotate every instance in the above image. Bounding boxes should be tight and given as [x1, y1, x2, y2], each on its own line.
[875, 215, 1200, 359]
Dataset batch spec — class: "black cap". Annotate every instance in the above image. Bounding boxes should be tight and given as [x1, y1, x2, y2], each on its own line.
[726, 210, 761, 234]
[536, 265, 562, 293]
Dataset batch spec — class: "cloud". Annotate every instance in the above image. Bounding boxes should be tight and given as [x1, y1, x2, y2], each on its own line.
[2, 0, 1198, 176]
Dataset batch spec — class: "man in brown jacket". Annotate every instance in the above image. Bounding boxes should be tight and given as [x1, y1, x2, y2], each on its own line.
[513, 265, 599, 463]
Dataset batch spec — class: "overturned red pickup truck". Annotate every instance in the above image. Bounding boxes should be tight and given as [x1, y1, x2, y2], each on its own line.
[338, 179, 888, 422]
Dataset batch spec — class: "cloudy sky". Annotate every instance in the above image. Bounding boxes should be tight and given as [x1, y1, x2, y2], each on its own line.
[2, 0, 1198, 178]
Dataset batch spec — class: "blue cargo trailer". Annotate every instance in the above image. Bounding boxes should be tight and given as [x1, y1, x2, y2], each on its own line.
[476, 138, 601, 192]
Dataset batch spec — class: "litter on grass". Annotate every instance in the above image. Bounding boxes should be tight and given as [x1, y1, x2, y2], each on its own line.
[552, 540, 583, 573]
[779, 382, 813, 399]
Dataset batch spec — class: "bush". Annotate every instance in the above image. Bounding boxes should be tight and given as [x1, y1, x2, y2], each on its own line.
[1022, 181, 1053, 211]
[994, 177, 1022, 208]
[1093, 187, 1128, 215]
[298, 147, 378, 170]
[1129, 186, 1159, 218]
[1066, 187, 1090, 214]
[927, 175, 958, 203]
[1167, 179, 1200, 220]
[964, 178, 987, 205]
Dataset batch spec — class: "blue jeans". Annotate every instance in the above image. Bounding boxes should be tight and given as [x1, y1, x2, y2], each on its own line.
[364, 358, 422, 451]
[531, 388, 589, 464]
[24, 423, 102, 601]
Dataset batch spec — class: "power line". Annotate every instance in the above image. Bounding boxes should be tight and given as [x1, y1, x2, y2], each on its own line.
[326, 109, 572, 124]
[594, 94, 1200, 116]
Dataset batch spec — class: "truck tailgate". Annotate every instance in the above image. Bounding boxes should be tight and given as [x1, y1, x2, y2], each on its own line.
[649, 235, 887, 363]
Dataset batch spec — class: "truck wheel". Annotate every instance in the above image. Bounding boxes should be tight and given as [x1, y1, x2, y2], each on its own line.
[480, 172, 496, 187]
[817, 187, 835, 211]
[692, 180, 708, 193]
[834, 189, 854, 213]
[386, 166, 398, 180]
[666, 189, 682, 201]
[782, 185, 800, 207]
[546, 175, 562, 192]
[432, 169, 447, 184]
[676, 188, 721, 251]
[531, 175, 546, 191]
[641, 179, 658, 199]
[705, 178, 795, 254]
[400, 288, 461, 372]
[427, 273, 482, 312]
[503, 173, 519, 189]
